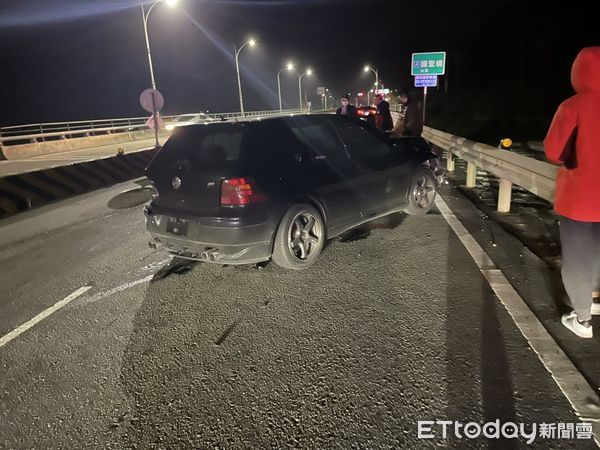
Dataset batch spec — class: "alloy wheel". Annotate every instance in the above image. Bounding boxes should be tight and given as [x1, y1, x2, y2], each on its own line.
[287, 212, 323, 261]
[413, 175, 435, 210]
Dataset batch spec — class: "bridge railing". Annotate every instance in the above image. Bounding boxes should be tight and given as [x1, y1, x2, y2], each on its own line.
[0, 109, 304, 146]
[390, 109, 557, 212]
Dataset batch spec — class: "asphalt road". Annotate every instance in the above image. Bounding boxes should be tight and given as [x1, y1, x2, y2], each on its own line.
[0, 180, 597, 449]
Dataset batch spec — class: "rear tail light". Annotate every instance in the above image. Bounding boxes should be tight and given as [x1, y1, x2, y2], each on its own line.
[220, 177, 265, 206]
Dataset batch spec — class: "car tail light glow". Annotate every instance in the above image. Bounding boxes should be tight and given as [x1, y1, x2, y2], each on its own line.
[220, 177, 265, 206]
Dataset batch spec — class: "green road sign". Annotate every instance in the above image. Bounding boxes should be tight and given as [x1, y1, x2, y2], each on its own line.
[411, 52, 446, 76]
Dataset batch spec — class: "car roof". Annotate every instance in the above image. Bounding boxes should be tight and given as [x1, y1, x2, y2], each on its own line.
[171, 113, 338, 132]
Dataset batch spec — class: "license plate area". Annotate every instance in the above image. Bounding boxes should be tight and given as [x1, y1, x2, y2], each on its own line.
[166, 217, 188, 236]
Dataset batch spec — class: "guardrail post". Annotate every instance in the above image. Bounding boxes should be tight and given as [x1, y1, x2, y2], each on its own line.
[466, 162, 477, 187]
[446, 151, 455, 172]
[497, 179, 512, 213]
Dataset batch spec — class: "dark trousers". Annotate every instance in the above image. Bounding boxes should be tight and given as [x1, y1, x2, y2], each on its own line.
[559, 218, 600, 321]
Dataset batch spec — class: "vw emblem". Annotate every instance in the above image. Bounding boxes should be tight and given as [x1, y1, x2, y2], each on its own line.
[171, 176, 182, 190]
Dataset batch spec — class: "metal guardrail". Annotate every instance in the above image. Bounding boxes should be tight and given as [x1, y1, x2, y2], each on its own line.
[422, 126, 557, 205]
[389, 108, 557, 212]
[0, 109, 304, 146]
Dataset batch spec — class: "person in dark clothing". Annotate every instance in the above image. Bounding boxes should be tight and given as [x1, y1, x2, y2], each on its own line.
[336, 94, 357, 117]
[393, 91, 423, 137]
[374, 94, 393, 131]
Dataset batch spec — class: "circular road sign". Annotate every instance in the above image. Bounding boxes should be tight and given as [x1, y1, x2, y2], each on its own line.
[140, 88, 164, 113]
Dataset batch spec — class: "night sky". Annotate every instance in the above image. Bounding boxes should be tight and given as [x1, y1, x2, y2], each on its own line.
[0, 0, 594, 139]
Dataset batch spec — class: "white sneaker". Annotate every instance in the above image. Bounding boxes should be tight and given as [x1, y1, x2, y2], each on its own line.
[591, 299, 600, 316]
[561, 312, 593, 338]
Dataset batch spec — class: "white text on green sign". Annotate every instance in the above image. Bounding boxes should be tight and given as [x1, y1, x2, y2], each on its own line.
[411, 52, 446, 76]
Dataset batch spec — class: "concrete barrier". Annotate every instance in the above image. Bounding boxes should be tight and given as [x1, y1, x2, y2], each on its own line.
[1, 129, 171, 160]
[0, 149, 157, 218]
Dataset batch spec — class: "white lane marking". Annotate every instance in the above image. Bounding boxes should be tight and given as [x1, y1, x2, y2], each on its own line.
[74, 274, 154, 307]
[72, 258, 170, 307]
[435, 194, 600, 441]
[0, 286, 92, 349]
[138, 258, 171, 274]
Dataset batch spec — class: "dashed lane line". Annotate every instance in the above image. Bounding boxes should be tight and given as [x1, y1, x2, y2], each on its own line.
[0, 286, 92, 349]
[73, 274, 155, 307]
[0, 256, 171, 348]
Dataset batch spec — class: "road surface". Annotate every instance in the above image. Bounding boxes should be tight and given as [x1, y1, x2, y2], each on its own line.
[0, 180, 598, 448]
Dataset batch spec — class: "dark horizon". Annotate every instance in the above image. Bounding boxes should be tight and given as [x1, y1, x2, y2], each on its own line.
[0, 0, 595, 140]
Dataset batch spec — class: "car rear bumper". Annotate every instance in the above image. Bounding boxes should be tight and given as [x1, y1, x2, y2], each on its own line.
[144, 207, 274, 265]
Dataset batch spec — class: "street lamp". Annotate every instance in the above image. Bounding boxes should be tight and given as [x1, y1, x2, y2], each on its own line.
[277, 62, 295, 113]
[235, 38, 256, 118]
[141, 0, 178, 90]
[364, 65, 379, 96]
[298, 69, 313, 111]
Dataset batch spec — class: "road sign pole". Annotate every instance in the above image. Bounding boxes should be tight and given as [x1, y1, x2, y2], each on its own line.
[140, 88, 164, 145]
[423, 86, 428, 124]
[151, 92, 159, 148]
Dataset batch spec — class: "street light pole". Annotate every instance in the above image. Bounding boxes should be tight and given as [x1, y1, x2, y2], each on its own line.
[364, 65, 379, 96]
[277, 63, 294, 113]
[298, 69, 312, 111]
[235, 39, 256, 118]
[141, 4, 157, 90]
[140, 0, 177, 148]
[298, 74, 304, 110]
[141, 0, 177, 90]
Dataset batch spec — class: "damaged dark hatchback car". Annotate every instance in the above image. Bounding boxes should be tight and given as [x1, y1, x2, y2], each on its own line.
[144, 114, 439, 270]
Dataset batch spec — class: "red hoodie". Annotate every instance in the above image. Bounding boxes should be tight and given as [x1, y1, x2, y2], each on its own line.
[544, 47, 600, 222]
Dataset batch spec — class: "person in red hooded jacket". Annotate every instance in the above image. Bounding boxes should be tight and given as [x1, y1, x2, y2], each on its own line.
[544, 47, 600, 338]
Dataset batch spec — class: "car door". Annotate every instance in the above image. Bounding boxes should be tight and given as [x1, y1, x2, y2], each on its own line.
[329, 116, 412, 217]
[287, 116, 364, 236]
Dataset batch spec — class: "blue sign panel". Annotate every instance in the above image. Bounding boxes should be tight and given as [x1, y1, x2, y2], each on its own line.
[414, 75, 438, 87]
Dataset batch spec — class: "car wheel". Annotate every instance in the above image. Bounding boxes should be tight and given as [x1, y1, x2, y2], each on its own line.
[404, 168, 437, 215]
[272, 204, 325, 270]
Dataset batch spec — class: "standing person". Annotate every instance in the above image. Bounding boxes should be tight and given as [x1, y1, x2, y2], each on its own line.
[336, 94, 357, 117]
[374, 94, 393, 131]
[392, 90, 423, 137]
[544, 47, 600, 338]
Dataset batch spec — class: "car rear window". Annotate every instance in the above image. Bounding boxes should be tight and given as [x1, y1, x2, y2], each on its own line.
[148, 124, 247, 174]
[197, 131, 243, 168]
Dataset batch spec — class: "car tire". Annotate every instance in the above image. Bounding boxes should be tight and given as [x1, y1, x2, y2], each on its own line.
[272, 204, 325, 270]
[404, 168, 437, 215]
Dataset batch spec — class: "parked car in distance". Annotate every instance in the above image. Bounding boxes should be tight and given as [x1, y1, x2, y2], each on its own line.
[356, 105, 377, 127]
[145, 114, 439, 270]
[356, 105, 377, 118]
[166, 113, 217, 130]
